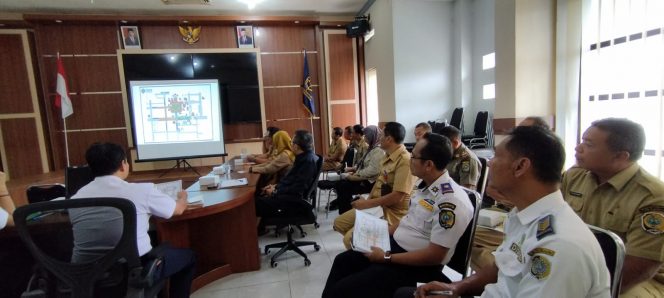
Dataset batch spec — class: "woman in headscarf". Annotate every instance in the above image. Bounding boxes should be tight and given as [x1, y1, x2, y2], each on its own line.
[329, 125, 385, 214]
[250, 130, 295, 189]
[247, 126, 280, 164]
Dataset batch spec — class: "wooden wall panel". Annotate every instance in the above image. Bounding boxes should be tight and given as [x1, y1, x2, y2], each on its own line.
[254, 26, 316, 52]
[1, 119, 44, 178]
[50, 130, 128, 166]
[266, 118, 322, 153]
[330, 104, 357, 129]
[260, 53, 318, 86]
[50, 94, 125, 130]
[327, 34, 356, 100]
[40, 56, 120, 93]
[140, 25, 237, 49]
[263, 87, 320, 120]
[35, 24, 119, 54]
[0, 35, 33, 114]
[223, 122, 262, 141]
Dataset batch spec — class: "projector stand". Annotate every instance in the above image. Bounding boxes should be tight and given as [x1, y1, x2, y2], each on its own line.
[159, 159, 201, 178]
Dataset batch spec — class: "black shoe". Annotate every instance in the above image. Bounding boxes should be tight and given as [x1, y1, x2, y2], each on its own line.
[318, 180, 336, 190]
[327, 199, 339, 211]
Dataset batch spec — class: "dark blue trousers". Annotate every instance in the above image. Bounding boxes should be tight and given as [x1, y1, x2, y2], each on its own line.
[142, 246, 196, 297]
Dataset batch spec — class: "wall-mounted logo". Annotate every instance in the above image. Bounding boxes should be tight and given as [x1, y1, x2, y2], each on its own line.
[178, 26, 201, 44]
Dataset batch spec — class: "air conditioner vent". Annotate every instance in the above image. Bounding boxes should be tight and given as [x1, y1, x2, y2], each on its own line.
[161, 0, 210, 5]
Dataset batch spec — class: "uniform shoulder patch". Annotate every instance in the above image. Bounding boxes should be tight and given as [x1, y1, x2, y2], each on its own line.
[438, 202, 456, 210]
[528, 247, 556, 257]
[461, 161, 470, 172]
[440, 183, 454, 194]
[530, 255, 551, 280]
[536, 215, 555, 240]
[641, 212, 664, 235]
[439, 209, 455, 229]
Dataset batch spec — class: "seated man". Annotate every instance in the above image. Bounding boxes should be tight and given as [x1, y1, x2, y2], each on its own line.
[411, 126, 610, 298]
[414, 122, 432, 141]
[563, 118, 664, 297]
[333, 121, 415, 249]
[439, 125, 481, 190]
[349, 124, 368, 170]
[69, 143, 195, 298]
[255, 130, 319, 233]
[322, 133, 474, 298]
[470, 116, 550, 270]
[322, 127, 348, 171]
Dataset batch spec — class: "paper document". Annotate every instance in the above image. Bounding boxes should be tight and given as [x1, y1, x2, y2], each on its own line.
[352, 210, 390, 253]
[220, 178, 248, 188]
[155, 180, 182, 200]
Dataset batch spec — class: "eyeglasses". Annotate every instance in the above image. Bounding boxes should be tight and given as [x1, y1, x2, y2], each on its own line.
[410, 156, 428, 162]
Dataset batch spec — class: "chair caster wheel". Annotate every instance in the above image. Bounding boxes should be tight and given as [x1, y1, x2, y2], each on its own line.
[271, 261, 278, 268]
[314, 244, 321, 251]
[301, 232, 307, 237]
[314, 223, 320, 229]
[304, 259, 311, 266]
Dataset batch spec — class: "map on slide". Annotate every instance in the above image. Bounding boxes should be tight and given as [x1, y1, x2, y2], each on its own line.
[134, 83, 216, 144]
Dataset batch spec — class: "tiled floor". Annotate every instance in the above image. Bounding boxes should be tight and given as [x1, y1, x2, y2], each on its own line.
[191, 189, 345, 298]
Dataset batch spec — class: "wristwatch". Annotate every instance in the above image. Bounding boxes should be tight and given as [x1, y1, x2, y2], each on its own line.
[383, 251, 392, 263]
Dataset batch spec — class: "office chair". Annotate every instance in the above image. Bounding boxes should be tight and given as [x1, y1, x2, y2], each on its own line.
[449, 107, 464, 133]
[263, 154, 324, 268]
[444, 188, 482, 279]
[428, 120, 448, 134]
[318, 147, 355, 216]
[462, 111, 490, 149]
[476, 157, 489, 199]
[588, 225, 625, 298]
[14, 197, 165, 298]
[65, 165, 94, 198]
[26, 184, 66, 204]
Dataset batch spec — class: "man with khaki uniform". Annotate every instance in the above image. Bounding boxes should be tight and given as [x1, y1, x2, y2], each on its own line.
[562, 118, 664, 297]
[440, 126, 480, 190]
[333, 122, 415, 249]
[322, 127, 348, 171]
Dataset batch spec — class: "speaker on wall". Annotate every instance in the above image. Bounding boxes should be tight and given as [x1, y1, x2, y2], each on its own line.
[346, 18, 370, 37]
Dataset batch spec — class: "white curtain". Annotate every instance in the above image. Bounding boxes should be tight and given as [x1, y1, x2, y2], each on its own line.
[580, 0, 664, 179]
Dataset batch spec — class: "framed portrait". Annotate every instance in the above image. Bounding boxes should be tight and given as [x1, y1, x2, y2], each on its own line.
[121, 26, 141, 49]
[236, 25, 254, 48]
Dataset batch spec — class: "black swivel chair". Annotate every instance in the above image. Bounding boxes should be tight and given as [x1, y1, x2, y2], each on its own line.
[263, 154, 324, 268]
[462, 111, 490, 149]
[588, 225, 626, 298]
[449, 107, 464, 133]
[26, 184, 66, 204]
[14, 197, 164, 298]
[476, 157, 489, 199]
[65, 165, 94, 199]
[445, 188, 482, 279]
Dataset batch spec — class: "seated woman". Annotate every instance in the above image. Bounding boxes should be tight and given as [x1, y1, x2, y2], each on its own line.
[250, 130, 295, 190]
[247, 126, 280, 165]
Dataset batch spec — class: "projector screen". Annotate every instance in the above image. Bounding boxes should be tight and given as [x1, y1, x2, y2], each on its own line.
[128, 79, 225, 161]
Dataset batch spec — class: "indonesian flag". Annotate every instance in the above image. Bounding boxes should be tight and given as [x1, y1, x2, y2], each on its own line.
[55, 53, 73, 119]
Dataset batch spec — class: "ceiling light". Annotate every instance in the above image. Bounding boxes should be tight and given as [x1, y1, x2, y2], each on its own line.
[182, 20, 189, 24]
[237, 0, 262, 10]
[55, 20, 62, 23]
[240, 21, 246, 24]
[120, 20, 128, 24]
[294, 21, 300, 24]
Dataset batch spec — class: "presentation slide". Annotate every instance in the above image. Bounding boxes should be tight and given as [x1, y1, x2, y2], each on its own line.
[129, 79, 225, 161]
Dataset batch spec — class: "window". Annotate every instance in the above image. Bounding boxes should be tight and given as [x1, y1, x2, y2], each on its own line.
[580, 0, 664, 179]
[366, 68, 379, 126]
[482, 52, 495, 70]
[483, 83, 495, 100]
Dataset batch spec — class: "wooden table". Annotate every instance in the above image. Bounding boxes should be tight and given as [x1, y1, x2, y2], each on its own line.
[153, 166, 261, 292]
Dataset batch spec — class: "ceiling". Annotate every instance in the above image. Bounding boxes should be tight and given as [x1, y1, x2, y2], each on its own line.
[0, 0, 368, 16]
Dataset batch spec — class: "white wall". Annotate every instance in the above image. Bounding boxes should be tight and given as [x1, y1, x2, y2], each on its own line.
[393, 0, 454, 143]
[468, 0, 496, 131]
[364, 0, 396, 123]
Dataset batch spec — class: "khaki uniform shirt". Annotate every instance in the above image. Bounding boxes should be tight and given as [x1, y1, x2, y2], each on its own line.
[327, 137, 347, 162]
[447, 144, 481, 188]
[369, 144, 415, 225]
[562, 163, 664, 283]
[353, 139, 369, 168]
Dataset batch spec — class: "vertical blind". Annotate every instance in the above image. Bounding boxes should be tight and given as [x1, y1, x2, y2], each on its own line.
[580, 0, 664, 179]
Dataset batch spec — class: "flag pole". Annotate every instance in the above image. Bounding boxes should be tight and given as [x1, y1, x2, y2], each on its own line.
[63, 118, 70, 167]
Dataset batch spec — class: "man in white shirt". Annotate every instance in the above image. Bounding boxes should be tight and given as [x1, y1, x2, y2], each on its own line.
[70, 143, 195, 297]
[414, 126, 610, 298]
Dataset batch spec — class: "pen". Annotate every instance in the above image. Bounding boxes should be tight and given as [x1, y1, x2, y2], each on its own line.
[413, 290, 454, 297]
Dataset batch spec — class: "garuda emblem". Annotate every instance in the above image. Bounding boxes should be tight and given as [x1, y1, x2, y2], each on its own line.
[178, 26, 201, 44]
